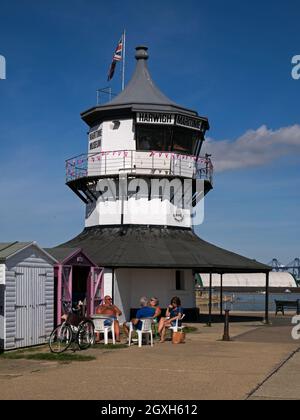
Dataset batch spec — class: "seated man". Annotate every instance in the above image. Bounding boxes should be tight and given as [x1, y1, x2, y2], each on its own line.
[123, 296, 155, 337]
[95, 295, 122, 342]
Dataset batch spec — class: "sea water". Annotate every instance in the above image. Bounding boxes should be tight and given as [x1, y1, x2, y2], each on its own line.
[222, 292, 300, 312]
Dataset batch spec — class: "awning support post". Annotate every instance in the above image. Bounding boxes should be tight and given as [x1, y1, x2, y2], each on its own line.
[264, 271, 270, 325]
[207, 272, 213, 327]
[220, 273, 223, 316]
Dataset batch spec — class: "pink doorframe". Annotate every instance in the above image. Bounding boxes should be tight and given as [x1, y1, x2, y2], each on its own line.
[88, 267, 104, 315]
[55, 250, 104, 324]
[57, 264, 62, 323]
[56, 264, 73, 323]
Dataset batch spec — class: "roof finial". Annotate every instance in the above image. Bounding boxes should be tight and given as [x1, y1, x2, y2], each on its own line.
[135, 46, 149, 60]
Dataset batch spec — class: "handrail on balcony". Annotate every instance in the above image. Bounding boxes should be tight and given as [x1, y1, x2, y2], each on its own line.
[66, 150, 213, 184]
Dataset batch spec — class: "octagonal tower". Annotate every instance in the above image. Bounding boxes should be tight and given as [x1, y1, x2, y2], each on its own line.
[66, 46, 213, 230]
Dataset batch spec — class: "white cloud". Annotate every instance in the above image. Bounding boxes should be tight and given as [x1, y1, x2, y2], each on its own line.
[202, 125, 300, 172]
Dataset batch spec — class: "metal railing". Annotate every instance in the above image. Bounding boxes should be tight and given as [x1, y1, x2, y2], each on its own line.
[66, 150, 213, 184]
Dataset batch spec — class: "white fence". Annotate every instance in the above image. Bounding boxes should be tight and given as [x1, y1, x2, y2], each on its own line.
[66, 150, 213, 184]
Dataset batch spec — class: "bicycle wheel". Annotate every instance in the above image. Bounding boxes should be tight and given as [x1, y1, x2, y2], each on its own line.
[49, 323, 73, 353]
[77, 320, 95, 350]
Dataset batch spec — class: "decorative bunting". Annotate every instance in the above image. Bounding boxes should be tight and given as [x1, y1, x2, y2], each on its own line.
[66, 151, 212, 183]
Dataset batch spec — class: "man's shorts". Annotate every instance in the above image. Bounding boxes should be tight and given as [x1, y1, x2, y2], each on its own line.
[103, 316, 116, 327]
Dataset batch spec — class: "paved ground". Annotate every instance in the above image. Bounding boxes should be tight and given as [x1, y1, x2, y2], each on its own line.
[249, 350, 300, 400]
[0, 314, 299, 400]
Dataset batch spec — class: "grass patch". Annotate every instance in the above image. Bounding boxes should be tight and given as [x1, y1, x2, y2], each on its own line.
[0, 347, 42, 359]
[0, 346, 45, 356]
[0, 352, 25, 360]
[183, 326, 198, 333]
[0, 350, 96, 362]
[25, 353, 96, 362]
[92, 343, 127, 350]
[17, 346, 46, 353]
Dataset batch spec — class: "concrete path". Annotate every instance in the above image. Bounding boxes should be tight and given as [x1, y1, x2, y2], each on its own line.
[249, 349, 300, 400]
[0, 317, 299, 400]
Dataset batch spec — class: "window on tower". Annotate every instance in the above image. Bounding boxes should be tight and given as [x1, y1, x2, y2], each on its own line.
[90, 140, 101, 150]
[136, 125, 201, 155]
[136, 125, 173, 151]
[172, 127, 199, 155]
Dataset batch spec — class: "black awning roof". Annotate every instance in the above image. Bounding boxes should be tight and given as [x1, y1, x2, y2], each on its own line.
[51, 226, 271, 273]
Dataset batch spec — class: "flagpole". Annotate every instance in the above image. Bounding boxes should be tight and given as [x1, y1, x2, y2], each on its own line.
[122, 29, 126, 91]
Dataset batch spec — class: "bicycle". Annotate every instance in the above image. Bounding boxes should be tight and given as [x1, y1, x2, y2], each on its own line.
[49, 303, 95, 353]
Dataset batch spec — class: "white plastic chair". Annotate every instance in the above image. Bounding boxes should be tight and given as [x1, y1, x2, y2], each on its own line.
[128, 318, 153, 348]
[91, 315, 116, 345]
[168, 314, 186, 333]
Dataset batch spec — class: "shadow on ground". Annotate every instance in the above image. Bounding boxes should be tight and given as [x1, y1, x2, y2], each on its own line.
[234, 315, 297, 344]
[197, 313, 264, 324]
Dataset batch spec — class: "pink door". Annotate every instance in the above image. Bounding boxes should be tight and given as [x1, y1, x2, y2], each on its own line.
[61, 265, 73, 315]
[86, 267, 104, 316]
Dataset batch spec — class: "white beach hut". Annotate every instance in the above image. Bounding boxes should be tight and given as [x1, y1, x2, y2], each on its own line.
[0, 242, 57, 350]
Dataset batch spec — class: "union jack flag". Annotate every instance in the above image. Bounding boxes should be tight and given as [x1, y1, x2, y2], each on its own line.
[107, 36, 123, 81]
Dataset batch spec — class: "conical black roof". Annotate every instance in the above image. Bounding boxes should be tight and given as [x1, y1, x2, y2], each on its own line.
[81, 46, 207, 127]
[108, 46, 182, 108]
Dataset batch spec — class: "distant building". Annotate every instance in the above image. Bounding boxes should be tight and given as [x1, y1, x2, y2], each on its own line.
[200, 272, 297, 290]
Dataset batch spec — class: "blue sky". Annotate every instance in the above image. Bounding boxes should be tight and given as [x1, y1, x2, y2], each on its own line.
[0, 0, 299, 263]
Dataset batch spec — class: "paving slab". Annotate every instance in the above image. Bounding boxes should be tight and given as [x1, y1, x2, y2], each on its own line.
[249, 350, 300, 400]
[0, 320, 298, 400]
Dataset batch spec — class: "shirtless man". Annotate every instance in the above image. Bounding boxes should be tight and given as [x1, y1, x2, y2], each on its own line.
[96, 296, 122, 342]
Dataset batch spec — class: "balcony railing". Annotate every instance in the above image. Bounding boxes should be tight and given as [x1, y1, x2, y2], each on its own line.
[66, 150, 213, 184]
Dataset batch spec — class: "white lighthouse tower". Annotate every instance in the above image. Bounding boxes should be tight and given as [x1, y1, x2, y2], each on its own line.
[62, 46, 213, 322]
